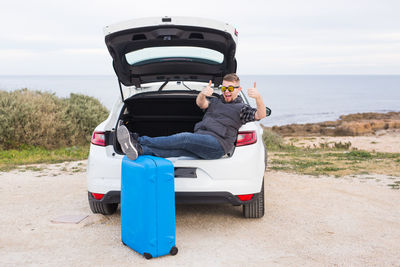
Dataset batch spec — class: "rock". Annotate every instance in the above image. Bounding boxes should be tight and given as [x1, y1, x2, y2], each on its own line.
[266, 112, 400, 137]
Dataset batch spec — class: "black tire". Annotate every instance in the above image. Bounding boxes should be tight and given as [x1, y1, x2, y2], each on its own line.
[144, 253, 152, 260]
[243, 179, 265, 218]
[88, 194, 118, 215]
[170, 246, 178, 256]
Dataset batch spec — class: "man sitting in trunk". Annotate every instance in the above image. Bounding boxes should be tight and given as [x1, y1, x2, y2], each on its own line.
[117, 73, 267, 160]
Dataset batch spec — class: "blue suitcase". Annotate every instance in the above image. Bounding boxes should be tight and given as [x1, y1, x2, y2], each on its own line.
[121, 155, 178, 259]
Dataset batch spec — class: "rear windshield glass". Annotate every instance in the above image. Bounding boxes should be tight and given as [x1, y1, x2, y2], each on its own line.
[125, 46, 224, 66]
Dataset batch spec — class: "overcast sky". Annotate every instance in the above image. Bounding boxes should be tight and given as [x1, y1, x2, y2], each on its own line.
[1, 0, 399, 75]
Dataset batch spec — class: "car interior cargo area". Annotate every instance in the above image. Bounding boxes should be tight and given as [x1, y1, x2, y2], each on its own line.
[115, 91, 206, 153]
[122, 91, 204, 136]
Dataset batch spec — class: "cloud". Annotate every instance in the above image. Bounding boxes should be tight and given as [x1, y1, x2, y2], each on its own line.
[0, 48, 112, 75]
[62, 49, 107, 55]
[0, 49, 38, 60]
[1, 0, 400, 74]
[0, 33, 103, 51]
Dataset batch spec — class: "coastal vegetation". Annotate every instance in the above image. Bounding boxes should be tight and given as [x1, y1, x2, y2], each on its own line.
[0, 89, 108, 171]
[0, 89, 109, 149]
[0, 145, 88, 172]
[1, 89, 399, 179]
[269, 112, 400, 136]
[263, 129, 400, 178]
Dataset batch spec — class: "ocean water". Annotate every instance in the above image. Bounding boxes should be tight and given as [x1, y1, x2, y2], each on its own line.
[0, 75, 399, 126]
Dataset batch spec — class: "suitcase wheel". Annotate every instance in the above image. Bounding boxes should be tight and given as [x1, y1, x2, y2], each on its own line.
[170, 246, 178, 256]
[144, 253, 152, 260]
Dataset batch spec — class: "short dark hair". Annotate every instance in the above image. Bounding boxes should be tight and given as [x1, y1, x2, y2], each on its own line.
[223, 73, 240, 83]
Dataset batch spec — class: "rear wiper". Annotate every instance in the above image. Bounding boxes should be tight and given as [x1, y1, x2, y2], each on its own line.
[158, 79, 169, 91]
[181, 81, 195, 91]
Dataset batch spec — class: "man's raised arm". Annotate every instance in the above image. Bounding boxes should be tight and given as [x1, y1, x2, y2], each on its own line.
[248, 82, 267, 120]
[196, 80, 213, 109]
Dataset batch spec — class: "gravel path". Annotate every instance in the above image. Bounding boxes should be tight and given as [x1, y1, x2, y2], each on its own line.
[1, 165, 399, 266]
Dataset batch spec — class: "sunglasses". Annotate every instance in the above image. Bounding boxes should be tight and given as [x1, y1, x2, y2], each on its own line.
[220, 85, 240, 92]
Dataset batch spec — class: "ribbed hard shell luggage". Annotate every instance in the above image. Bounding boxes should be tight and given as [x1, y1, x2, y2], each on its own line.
[121, 155, 178, 259]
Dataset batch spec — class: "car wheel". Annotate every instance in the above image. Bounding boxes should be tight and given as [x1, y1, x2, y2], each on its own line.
[243, 179, 265, 218]
[88, 196, 118, 215]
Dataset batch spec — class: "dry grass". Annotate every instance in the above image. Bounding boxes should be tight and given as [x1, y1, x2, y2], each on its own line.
[264, 128, 400, 177]
[0, 145, 89, 172]
[268, 150, 400, 177]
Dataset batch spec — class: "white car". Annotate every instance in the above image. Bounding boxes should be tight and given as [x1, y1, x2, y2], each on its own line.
[87, 16, 267, 218]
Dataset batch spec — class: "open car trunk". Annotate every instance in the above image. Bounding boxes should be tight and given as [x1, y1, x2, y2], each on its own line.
[115, 91, 206, 154]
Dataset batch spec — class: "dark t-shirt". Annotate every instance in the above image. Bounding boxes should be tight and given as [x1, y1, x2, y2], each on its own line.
[213, 95, 257, 124]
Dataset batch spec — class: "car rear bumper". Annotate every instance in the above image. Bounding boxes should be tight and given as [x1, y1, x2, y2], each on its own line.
[88, 190, 261, 206]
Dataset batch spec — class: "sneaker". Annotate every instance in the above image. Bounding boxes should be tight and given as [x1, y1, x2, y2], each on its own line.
[117, 124, 141, 160]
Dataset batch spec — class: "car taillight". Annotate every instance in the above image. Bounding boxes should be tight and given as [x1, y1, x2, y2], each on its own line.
[237, 194, 254, 201]
[91, 131, 106, 146]
[236, 131, 257, 147]
[91, 193, 104, 200]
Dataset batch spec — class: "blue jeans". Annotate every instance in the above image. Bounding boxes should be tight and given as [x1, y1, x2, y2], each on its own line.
[138, 132, 225, 159]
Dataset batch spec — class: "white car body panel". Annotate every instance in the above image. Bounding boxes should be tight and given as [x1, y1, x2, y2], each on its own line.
[87, 118, 264, 195]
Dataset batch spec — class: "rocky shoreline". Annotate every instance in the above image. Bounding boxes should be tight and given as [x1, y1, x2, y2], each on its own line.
[266, 111, 400, 136]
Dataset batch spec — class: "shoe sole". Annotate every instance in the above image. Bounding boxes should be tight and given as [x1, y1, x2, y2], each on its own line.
[117, 125, 138, 160]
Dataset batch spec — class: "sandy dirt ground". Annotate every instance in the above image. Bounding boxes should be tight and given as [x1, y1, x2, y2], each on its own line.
[1, 158, 399, 266]
[285, 129, 400, 153]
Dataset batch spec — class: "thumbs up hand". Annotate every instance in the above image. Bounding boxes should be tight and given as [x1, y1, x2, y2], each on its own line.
[248, 82, 261, 99]
[201, 80, 214, 97]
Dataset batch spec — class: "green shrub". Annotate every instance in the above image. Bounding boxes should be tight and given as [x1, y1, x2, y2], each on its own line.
[346, 150, 373, 159]
[333, 141, 352, 150]
[0, 89, 109, 149]
[63, 93, 110, 145]
[262, 128, 285, 150]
